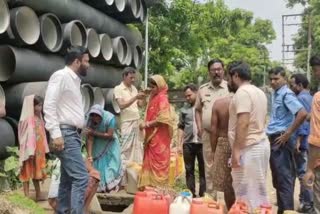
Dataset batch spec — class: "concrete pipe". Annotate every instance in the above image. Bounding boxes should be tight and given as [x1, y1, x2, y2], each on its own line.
[111, 0, 142, 24]
[124, 45, 132, 66]
[101, 88, 120, 115]
[10, 0, 143, 46]
[111, 36, 128, 65]
[0, 85, 5, 113]
[0, 119, 15, 160]
[99, 34, 113, 61]
[138, 0, 147, 23]
[92, 87, 105, 107]
[82, 0, 125, 16]
[0, 46, 123, 87]
[131, 45, 143, 69]
[0, 0, 10, 34]
[4, 6, 40, 45]
[3, 117, 18, 146]
[36, 13, 63, 53]
[81, 84, 94, 113]
[86, 28, 101, 58]
[61, 20, 88, 51]
[4, 82, 48, 119]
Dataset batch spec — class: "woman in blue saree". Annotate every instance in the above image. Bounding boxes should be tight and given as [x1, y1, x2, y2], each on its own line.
[85, 104, 124, 192]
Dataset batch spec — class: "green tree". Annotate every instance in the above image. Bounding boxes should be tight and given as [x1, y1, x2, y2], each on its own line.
[140, 0, 276, 88]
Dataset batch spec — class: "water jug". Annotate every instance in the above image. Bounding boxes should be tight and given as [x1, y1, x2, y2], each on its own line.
[150, 194, 169, 214]
[169, 195, 191, 214]
[228, 201, 249, 214]
[133, 191, 151, 214]
[207, 202, 224, 214]
[190, 198, 208, 214]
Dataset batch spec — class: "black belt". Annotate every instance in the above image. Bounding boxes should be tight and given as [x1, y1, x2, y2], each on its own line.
[268, 132, 285, 143]
[60, 124, 82, 134]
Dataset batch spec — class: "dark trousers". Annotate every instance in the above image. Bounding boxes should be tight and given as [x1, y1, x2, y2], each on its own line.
[269, 134, 295, 214]
[183, 143, 206, 197]
[294, 150, 313, 207]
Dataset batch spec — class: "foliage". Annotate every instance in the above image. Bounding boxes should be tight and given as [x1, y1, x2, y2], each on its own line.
[4, 192, 46, 214]
[285, 0, 320, 90]
[0, 147, 21, 191]
[138, 0, 276, 88]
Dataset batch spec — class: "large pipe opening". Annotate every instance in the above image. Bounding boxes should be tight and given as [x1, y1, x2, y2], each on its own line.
[0, 0, 9, 34]
[115, 0, 126, 13]
[0, 46, 14, 81]
[39, 13, 63, 52]
[0, 85, 5, 110]
[9, 6, 40, 45]
[93, 87, 105, 107]
[133, 45, 143, 68]
[112, 36, 128, 65]
[105, 0, 114, 6]
[81, 84, 94, 113]
[138, 0, 147, 22]
[125, 45, 132, 66]
[86, 28, 101, 58]
[100, 34, 113, 61]
[102, 88, 120, 115]
[131, 0, 141, 18]
[62, 20, 87, 49]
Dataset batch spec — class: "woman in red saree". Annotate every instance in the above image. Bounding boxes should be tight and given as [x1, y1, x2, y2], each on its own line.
[138, 75, 174, 188]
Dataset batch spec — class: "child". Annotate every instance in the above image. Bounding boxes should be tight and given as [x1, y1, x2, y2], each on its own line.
[18, 95, 49, 201]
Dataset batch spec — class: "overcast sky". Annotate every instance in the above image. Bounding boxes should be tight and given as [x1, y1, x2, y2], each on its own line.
[223, 0, 304, 62]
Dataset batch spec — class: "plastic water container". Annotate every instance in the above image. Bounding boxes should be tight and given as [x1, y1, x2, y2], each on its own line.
[150, 194, 169, 214]
[169, 195, 192, 214]
[133, 191, 151, 214]
[207, 202, 224, 214]
[228, 201, 249, 214]
[190, 198, 208, 214]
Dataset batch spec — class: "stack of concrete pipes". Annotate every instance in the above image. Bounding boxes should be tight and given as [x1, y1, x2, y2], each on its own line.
[0, 0, 146, 159]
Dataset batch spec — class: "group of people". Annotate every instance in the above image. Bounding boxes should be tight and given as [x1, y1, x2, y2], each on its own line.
[177, 58, 320, 214]
[15, 44, 320, 214]
[17, 46, 175, 213]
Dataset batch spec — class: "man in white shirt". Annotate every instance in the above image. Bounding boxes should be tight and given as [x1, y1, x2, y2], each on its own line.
[114, 67, 146, 164]
[44, 46, 90, 214]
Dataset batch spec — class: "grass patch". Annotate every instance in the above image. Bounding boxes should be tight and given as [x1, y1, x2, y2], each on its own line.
[4, 192, 46, 214]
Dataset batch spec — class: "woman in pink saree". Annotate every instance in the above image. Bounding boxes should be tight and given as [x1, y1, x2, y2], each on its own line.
[138, 75, 174, 188]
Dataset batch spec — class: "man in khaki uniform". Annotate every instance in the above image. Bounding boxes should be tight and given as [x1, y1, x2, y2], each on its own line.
[114, 67, 146, 165]
[195, 59, 229, 193]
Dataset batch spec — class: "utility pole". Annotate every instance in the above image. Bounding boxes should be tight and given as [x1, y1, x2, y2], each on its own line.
[281, 14, 306, 69]
[144, 10, 149, 89]
[307, 13, 312, 81]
